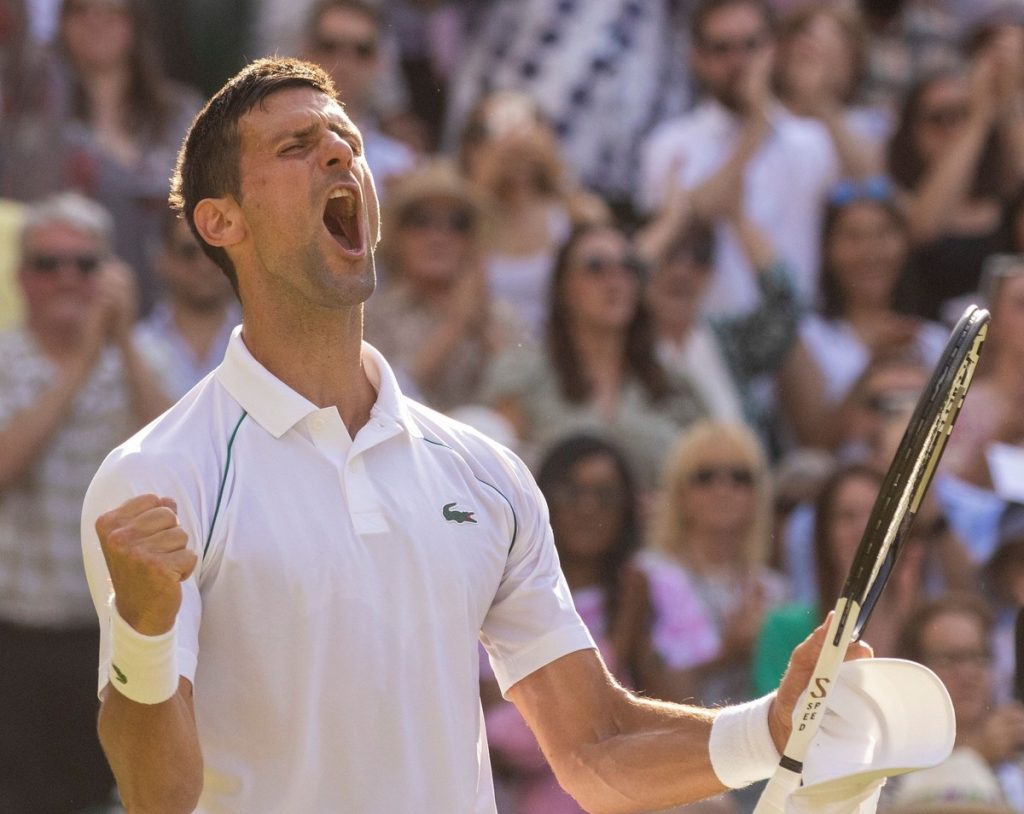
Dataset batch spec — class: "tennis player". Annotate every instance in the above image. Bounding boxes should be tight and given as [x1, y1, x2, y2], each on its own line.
[81, 58, 867, 814]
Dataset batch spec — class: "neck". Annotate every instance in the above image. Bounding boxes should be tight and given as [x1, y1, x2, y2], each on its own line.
[240, 294, 375, 436]
[29, 318, 85, 360]
[688, 529, 742, 571]
[573, 324, 627, 370]
[656, 314, 695, 345]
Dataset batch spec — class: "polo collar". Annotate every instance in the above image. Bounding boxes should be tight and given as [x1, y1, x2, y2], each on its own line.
[215, 326, 420, 439]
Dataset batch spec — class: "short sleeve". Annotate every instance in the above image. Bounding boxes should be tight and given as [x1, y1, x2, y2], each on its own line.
[81, 449, 204, 697]
[479, 457, 595, 696]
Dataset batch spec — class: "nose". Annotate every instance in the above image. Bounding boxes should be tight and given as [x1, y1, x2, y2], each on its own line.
[322, 131, 355, 170]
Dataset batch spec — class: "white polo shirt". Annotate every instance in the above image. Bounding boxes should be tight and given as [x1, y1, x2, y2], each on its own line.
[82, 328, 594, 813]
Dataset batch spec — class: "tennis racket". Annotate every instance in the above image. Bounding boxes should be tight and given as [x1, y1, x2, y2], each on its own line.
[754, 303, 990, 814]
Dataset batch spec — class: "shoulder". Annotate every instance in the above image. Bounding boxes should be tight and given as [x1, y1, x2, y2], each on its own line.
[404, 400, 543, 515]
[643, 112, 702, 153]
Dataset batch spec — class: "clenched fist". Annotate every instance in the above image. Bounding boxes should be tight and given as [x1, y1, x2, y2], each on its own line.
[96, 494, 196, 636]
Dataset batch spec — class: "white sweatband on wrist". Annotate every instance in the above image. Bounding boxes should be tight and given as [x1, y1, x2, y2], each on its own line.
[108, 598, 179, 705]
[709, 693, 780, 788]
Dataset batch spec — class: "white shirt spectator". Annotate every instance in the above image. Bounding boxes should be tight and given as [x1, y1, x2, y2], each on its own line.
[639, 102, 839, 316]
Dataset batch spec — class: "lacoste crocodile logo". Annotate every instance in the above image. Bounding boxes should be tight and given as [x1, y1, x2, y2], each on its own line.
[112, 663, 127, 684]
[443, 502, 477, 524]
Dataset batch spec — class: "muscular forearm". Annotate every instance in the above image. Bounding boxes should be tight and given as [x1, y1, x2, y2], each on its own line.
[0, 361, 93, 488]
[553, 695, 724, 814]
[99, 679, 203, 814]
[818, 108, 881, 179]
[690, 112, 769, 220]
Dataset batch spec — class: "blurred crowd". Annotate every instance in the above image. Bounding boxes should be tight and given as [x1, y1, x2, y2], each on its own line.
[2, 0, 1024, 812]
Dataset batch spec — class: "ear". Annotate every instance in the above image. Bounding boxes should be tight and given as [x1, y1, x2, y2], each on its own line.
[193, 198, 246, 250]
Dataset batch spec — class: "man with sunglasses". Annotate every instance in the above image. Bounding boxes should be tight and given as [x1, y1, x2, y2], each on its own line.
[0, 191, 169, 811]
[302, 0, 415, 196]
[639, 0, 842, 317]
[80, 59, 867, 814]
[134, 211, 241, 400]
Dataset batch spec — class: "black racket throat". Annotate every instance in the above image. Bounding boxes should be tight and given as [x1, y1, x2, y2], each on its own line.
[833, 305, 990, 646]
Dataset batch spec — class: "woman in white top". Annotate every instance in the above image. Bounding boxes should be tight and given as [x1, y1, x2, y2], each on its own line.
[793, 177, 947, 449]
[459, 91, 608, 339]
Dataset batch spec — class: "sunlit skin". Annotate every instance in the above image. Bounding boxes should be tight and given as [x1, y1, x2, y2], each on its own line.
[692, 2, 773, 112]
[826, 201, 908, 310]
[781, 12, 855, 102]
[194, 86, 380, 411]
[563, 228, 641, 334]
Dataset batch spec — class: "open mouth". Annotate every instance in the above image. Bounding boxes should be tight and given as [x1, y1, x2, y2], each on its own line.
[323, 187, 364, 254]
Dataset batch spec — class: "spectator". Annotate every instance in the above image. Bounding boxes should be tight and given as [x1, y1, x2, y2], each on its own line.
[637, 179, 800, 446]
[54, 0, 203, 315]
[982, 503, 1024, 705]
[937, 254, 1024, 564]
[894, 593, 1024, 810]
[787, 177, 948, 448]
[756, 463, 931, 696]
[0, 192, 169, 812]
[364, 160, 521, 412]
[641, 419, 786, 706]
[482, 434, 652, 814]
[1006, 183, 1024, 252]
[445, 0, 691, 214]
[887, 47, 1024, 322]
[133, 210, 241, 400]
[459, 90, 608, 341]
[774, 2, 886, 175]
[302, 0, 417, 197]
[639, 0, 844, 316]
[484, 223, 706, 492]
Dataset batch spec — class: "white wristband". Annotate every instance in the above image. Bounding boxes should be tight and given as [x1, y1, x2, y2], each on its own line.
[108, 598, 179, 705]
[709, 693, 780, 788]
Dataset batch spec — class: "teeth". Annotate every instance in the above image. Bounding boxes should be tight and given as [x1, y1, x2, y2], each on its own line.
[328, 188, 356, 218]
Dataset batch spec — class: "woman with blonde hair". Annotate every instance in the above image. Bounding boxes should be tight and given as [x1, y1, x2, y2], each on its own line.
[637, 419, 787, 706]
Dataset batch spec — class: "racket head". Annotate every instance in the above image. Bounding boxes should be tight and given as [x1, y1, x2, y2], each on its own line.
[837, 304, 989, 641]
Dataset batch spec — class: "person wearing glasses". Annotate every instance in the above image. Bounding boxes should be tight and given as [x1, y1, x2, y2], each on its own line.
[302, 0, 416, 197]
[893, 593, 1024, 810]
[784, 175, 948, 450]
[133, 210, 242, 400]
[887, 24, 1024, 323]
[484, 222, 706, 493]
[0, 191, 168, 811]
[364, 159, 521, 412]
[638, 0, 848, 317]
[641, 419, 786, 707]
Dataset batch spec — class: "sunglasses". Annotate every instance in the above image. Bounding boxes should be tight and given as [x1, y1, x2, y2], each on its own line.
[918, 104, 968, 129]
[26, 253, 101, 276]
[313, 35, 378, 61]
[698, 31, 768, 57]
[578, 253, 646, 278]
[689, 466, 755, 488]
[828, 175, 894, 207]
[399, 208, 474, 235]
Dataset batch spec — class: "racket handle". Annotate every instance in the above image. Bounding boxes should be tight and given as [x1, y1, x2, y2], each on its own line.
[753, 763, 802, 814]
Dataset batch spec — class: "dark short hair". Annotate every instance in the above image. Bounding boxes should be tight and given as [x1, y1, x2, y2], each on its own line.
[897, 592, 994, 664]
[169, 58, 338, 296]
[690, 0, 774, 44]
